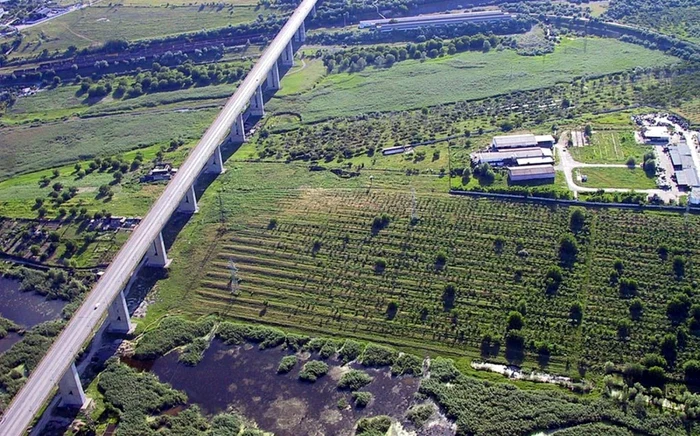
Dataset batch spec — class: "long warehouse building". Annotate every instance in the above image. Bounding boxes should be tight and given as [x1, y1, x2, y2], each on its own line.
[359, 10, 514, 32]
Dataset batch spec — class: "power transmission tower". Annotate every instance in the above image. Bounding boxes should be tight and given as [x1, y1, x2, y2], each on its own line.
[228, 258, 240, 295]
[410, 188, 419, 224]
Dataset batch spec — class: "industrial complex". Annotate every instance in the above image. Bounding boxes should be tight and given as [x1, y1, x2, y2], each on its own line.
[471, 133, 556, 183]
[358, 10, 514, 32]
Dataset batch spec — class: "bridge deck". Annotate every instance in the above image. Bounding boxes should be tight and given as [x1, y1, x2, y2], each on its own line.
[0, 0, 317, 433]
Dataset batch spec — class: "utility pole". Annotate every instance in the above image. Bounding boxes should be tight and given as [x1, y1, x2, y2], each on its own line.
[410, 188, 418, 224]
[228, 258, 240, 294]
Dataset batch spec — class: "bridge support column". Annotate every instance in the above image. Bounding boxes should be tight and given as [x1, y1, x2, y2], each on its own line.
[204, 145, 226, 174]
[281, 41, 294, 67]
[107, 290, 134, 334]
[311, 4, 316, 17]
[229, 113, 246, 143]
[59, 363, 87, 408]
[266, 60, 280, 91]
[177, 184, 199, 214]
[294, 21, 306, 43]
[145, 231, 171, 268]
[248, 86, 264, 117]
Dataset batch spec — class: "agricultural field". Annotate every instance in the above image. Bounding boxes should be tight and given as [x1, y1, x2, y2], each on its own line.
[576, 167, 657, 190]
[269, 38, 676, 122]
[5, 4, 275, 58]
[569, 130, 652, 165]
[144, 161, 700, 380]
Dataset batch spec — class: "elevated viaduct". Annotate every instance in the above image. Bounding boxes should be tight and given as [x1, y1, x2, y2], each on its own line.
[0, 0, 316, 433]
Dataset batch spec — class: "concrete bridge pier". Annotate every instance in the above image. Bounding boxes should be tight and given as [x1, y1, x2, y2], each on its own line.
[145, 231, 171, 268]
[294, 21, 306, 43]
[248, 86, 265, 117]
[58, 363, 87, 408]
[204, 145, 226, 175]
[107, 290, 134, 334]
[229, 113, 246, 143]
[266, 60, 281, 91]
[177, 184, 199, 214]
[281, 41, 294, 67]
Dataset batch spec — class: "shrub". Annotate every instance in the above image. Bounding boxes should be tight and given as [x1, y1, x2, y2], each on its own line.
[361, 343, 398, 367]
[559, 234, 578, 262]
[430, 357, 460, 383]
[684, 360, 700, 382]
[386, 301, 399, 320]
[374, 257, 387, 273]
[391, 353, 423, 376]
[338, 339, 363, 363]
[215, 322, 286, 349]
[569, 302, 583, 325]
[619, 278, 639, 298]
[435, 251, 447, 267]
[506, 311, 524, 330]
[442, 284, 456, 311]
[352, 391, 373, 408]
[545, 266, 563, 294]
[337, 370, 373, 390]
[569, 207, 586, 232]
[406, 404, 434, 428]
[134, 317, 215, 359]
[356, 416, 392, 435]
[277, 355, 298, 374]
[673, 256, 686, 278]
[299, 360, 329, 382]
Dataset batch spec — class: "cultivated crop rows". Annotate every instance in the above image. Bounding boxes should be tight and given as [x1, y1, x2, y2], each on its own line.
[188, 189, 700, 372]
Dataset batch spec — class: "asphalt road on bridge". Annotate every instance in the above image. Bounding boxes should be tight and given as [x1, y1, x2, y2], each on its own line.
[0, 0, 317, 433]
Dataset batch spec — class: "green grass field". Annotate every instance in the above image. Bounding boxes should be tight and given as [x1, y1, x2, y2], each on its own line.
[576, 167, 657, 189]
[275, 57, 327, 97]
[570, 131, 652, 165]
[7, 4, 274, 57]
[268, 38, 676, 122]
[0, 106, 218, 180]
[0, 141, 193, 218]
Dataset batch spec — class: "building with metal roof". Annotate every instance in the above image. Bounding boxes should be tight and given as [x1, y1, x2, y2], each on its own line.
[643, 126, 670, 143]
[507, 164, 555, 183]
[516, 156, 555, 166]
[359, 10, 514, 32]
[471, 147, 547, 166]
[676, 169, 699, 189]
[491, 134, 538, 150]
[690, 187, 700, 206]
[534, 135, 556, 148]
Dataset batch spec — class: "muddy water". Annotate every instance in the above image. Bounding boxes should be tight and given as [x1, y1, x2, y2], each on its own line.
[0, 276, 66, 328]
[147, 340, 423, 436]
[0, 276, 67, 354]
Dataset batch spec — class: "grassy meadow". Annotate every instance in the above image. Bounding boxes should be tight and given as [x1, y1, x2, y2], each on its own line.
[576, 167, 658, 190]
[7, 4, 274, 57]
[268, 38, 676, 122]
[0, 106, 218, 180]
[570, 131, 652, 165]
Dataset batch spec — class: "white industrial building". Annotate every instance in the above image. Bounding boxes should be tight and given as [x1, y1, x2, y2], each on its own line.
[491, 134, 555, 151]
[643, 126, 670, 143]
[471, 147, 552, 167]
[507, 165, 556, 183]
[359, 10, 514, 32]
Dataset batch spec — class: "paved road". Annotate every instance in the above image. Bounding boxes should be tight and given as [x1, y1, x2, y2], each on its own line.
[0, 0, 316, 433]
